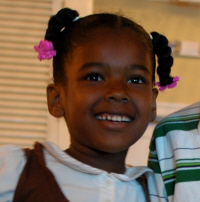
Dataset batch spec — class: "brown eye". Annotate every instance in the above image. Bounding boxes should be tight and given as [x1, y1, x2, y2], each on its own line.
[127, 76, 145, 84]
[85, 73, 103, 81]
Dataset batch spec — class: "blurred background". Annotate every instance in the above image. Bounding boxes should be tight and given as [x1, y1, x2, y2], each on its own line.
[0, 0, 200, 166]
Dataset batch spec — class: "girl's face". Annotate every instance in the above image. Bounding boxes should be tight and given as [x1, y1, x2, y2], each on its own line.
[49, 28, 158, 154]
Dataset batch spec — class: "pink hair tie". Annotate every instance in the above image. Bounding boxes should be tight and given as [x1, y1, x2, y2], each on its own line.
[155, 76, 180, 91]
[34, 40, 56, 61]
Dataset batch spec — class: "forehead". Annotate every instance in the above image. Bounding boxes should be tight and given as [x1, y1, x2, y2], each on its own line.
[68, 28, 152, 75]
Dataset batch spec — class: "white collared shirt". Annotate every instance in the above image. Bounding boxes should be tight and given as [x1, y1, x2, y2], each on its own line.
[0, 141, 166, 202]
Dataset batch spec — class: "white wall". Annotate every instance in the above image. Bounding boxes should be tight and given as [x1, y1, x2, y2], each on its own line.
[63, 0, 93, 16]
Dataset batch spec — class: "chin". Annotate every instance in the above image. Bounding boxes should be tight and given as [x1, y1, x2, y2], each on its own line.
[94, 145, 130, 154]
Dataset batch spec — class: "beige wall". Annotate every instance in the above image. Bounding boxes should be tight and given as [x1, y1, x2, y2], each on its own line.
[94, 0, 200, 105]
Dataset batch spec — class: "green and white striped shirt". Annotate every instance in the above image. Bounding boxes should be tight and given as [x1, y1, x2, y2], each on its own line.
[148, 101, 200, 202]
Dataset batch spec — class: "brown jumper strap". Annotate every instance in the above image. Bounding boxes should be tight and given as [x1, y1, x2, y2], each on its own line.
[13, 142, 69, 202]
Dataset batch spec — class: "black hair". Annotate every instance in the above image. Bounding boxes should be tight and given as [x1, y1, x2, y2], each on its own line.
[45, 8, 174, 87]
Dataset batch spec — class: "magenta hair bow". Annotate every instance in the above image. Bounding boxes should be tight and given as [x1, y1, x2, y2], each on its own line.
[155, 76, 180, 91]
[34, 40, 56, 61]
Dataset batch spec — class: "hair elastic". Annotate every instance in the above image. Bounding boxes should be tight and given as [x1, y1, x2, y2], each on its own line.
[34, 40, 56, 61]
[60, 16, 80, 32]
[155, 76, 180, 91]
[73, 16, 80, 22]
[149, 34, 153, 40]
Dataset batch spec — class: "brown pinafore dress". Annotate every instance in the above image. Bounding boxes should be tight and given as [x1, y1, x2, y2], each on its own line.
[12, 142, 150, 202]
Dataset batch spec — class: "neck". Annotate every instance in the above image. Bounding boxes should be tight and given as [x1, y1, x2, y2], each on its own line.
[65, 144, 128, 174]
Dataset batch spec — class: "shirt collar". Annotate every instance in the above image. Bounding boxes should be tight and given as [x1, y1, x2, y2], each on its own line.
[41, 141, 152, 181]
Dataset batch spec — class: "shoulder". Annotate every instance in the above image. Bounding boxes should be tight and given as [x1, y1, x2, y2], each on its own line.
[0, 144, 27, 201]
[154, 102, 200, 136]
[0, 144, 27, 164]
[159, 101, 200, 124]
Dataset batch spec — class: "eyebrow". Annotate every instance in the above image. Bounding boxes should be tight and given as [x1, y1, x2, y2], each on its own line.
[129, 64, 151, 75]
[78, 62, 109, 72]
[78, 62, 151, 75]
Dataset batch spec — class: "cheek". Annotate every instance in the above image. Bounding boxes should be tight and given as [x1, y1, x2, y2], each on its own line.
[64, 87, 99, 119]
[137, 90, 154, 116]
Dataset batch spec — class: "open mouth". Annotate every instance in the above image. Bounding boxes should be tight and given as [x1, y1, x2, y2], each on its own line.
[95, 114, 132, 123]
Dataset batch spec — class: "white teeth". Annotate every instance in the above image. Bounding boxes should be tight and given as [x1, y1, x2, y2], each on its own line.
[107, 115, 112, 121]
[117, 116, 122, 122]
[98, 116, 102, 120]
[112, 116, 117, 121]
[102, 115, 106, 120]
[96, 114, 131, 123]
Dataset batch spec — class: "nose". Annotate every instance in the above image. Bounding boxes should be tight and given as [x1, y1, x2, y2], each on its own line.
[104, 81, 130, 103]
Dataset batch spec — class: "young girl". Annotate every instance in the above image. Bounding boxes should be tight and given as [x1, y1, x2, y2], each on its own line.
[0, 7, 178, 202]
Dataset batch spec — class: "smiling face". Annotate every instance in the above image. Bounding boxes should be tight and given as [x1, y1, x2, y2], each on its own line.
[48, 28, 158, 155]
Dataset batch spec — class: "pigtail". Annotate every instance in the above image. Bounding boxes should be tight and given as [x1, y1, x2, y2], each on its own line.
[45, 8, 79, 49]
[150, 32, 174, 88]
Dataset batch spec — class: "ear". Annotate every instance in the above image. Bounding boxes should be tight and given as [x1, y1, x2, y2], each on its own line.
[46, 84, 64, 118]
[150, 88, 159, 122]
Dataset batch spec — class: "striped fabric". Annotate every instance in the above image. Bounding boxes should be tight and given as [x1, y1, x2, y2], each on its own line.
[148, 101, 200, 202]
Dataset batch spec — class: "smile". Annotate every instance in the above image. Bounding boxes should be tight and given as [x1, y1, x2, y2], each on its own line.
[95, 114, 132, 123]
